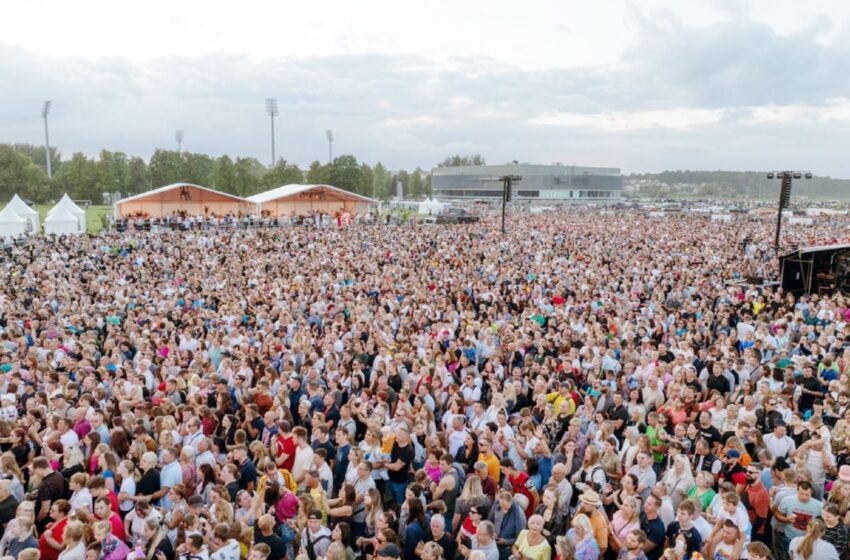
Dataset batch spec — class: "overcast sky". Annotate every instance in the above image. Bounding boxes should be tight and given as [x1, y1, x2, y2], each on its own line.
[2, 0, 850, 176]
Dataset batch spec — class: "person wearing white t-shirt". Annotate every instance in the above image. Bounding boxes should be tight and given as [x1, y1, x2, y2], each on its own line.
[788, 518, 839, 560]
[292, 427, 315, 490]
[764, 423, 796, 460]
[210, 523, 241, 560]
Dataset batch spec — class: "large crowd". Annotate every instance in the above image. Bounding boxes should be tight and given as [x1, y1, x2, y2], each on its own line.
[0, 209, 849, 560]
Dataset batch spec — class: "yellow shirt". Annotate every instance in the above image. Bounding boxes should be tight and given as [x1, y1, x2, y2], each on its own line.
[515, 530, 552, 560]
[479, 452, 501, 483]
[546, 391, 576, 415]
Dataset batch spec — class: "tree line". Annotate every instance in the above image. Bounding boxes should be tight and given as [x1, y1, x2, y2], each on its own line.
[0, 144, 478, 205]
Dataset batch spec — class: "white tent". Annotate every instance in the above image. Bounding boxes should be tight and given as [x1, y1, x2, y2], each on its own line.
[44, 206, 83, 235]
[417, 198, 446, 215]
[0, 206, 27, 240]
[247, 184, 379, 217]
[4, 194, 39, 234]
[48, 194, 86, 232]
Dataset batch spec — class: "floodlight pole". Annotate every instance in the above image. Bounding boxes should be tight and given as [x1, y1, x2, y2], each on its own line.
[176, 130, 184, 153]
[767, 171, 812, 251]
[266, 99, 279, 166]
[326, 129, 334, 164]
[42, 101, 52, 178]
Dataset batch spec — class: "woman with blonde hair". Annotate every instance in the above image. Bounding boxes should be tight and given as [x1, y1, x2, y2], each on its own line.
[569, 514, 599, 560]
[452, 475, 491, 533]
[788, 518, 839, 560]
[608, 496, 640, 544]
[58, 520, 86, 560]
[0, 453, 25, 501]
[0, 501, 35, 553]
[420, 541, 444, 560]
[512, 514, 552, 560]
[68, 473, 92, 512]
[0, 515, 37, 557]
[92, 520, 130, 560]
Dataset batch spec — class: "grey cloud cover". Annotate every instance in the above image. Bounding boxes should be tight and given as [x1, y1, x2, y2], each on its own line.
[1, 9, 850, 176]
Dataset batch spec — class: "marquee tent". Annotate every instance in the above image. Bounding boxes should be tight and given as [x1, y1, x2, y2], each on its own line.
[48, 194, 86, 231]
[44, 206, 83, 235]
[0, 205, 28, 240]
[4, 194, 39, 233]
[248, 184, 379, 217]
[417, 198, 447, 215]
[113, 183, 253, 219]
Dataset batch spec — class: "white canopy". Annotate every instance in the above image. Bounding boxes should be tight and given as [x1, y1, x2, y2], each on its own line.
[44, 206, 83, 235]
[417, 198, 446, 215]
[0, 205, 28, 240]
[247, 184, 378, 217]
[48, 194, 86, 231]
[4, 194, 39, 234]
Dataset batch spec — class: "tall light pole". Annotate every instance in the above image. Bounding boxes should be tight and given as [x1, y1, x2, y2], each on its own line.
[175, 130, 184, 153]
[42, 101, 52, 178]
[498, 175, 521, 235]
[766, 171, 813, 251]
[326, 129, 334, 164]
[266, 98, 278, 166]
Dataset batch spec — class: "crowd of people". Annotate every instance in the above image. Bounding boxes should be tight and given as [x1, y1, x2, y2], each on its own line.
[116, 210, 370, 232]
[0, 209, 849, 560]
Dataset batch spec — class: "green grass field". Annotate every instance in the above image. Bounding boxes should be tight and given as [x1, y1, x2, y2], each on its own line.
[35, 205, 112, 234]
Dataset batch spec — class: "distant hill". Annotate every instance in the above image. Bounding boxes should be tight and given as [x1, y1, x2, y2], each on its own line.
[627, 171, 850, 200]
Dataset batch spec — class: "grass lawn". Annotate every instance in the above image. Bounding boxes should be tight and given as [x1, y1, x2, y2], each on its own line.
[34, 205, 112, 234]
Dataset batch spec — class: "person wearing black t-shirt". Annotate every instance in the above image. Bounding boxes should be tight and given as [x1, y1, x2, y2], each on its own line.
[799, 366, 824, 415]
[664, 501, 703, 559]
[387, 426, 414, 506]
[610, 392, 630, 441]
[254, 514, 287, 560]
[697, 412, 722, 453]
[640, 494, 666, 560]
[706, 365, 731, 396]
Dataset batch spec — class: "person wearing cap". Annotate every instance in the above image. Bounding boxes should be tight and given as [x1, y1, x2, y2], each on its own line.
[300, 510, 331, 560]
[576, 491, 608, 556]
[718, 449, 747, 494]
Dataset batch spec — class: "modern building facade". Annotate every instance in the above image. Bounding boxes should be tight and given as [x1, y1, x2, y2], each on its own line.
[431, 164, 623, 202]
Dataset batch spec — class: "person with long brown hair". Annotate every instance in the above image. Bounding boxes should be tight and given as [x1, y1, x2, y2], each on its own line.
[788, 518, 839, 560]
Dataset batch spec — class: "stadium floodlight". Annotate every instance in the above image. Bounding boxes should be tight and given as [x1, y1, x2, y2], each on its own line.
[266, 99, 278, 166]
[175, 130, 184, 153]
[326, 129, 334, 164]
[766, 171, 813, 250]
[42, 101, 52, 178]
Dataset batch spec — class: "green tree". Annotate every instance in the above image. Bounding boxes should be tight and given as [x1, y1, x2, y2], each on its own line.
[371, 162, 392, 199]
[358, 163, 373, 197]
[54, 152, 100, 202]
[184, 153, 216, 186]
[149, 149, 183, 186]
[233, 157, 265, 197]
[262, 159, 304, 188]
[127, 157, 150, 194]
[327, 155, 363, 193]
[306, 160, 329, 184]
[409, 169, 424, 198]
[438, 154, 486, 167]
[214, 156, 237, 194]
[0, 144, 51, 202]
[13, 143, 62, 178]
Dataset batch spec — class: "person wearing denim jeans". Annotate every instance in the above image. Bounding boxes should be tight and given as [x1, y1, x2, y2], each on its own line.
[386, 427, 415, 508]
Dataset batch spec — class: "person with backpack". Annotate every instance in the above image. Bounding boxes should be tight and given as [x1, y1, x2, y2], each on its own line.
[300, 510, 331, 560]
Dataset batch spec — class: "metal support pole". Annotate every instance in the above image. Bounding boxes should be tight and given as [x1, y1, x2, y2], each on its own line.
[774, 173, 792, 250]
[270, 115, 276, 166]
[501, 176, 508, 235]
[43, 116, 52, 178]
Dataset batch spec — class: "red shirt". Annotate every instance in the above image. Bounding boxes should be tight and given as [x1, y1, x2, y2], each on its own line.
[104, 512, 126, 542]
[276, 433, 297, 472]
[39, 517, 68, 560]
[508, 472, 536, 518]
